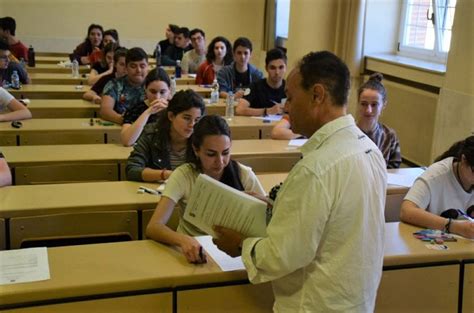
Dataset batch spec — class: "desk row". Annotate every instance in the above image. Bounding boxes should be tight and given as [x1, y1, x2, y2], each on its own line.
[0, 223, 473, 312]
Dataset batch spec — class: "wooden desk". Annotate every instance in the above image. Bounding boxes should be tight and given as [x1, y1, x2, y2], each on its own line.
[2, 140, 300, 184]
[0, 117, 276, 146]
[26, 99, 99, 119]
[8, 85, 90, 99]
[0, 218, 5, 250]
[35, 56, 158, 66]
[1, 223, 472, 312]
[464, 262, 474, 313]
[29, 72, 194, 85]
[26, 64, 89, 74]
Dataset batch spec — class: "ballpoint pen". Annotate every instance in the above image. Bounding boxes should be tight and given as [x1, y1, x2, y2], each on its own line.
[138, 186, 161, 195]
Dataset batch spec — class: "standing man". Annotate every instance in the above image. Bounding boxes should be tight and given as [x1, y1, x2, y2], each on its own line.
[214, 51, 387, 312]
[0, 17, 28, 61]
[217, 37, 263, 99]
[181, 28, 206, 74]
[236, 48, 287, 116]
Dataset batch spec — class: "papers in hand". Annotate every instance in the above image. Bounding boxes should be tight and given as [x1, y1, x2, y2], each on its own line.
[184, 174, 267, 238]
[0, 247, 50, 285]
[195, 236, 244, 271]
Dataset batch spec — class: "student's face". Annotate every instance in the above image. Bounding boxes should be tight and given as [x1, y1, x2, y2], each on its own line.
[191, 33, 205, 51]
[213, 41, 226, 61]
[286, 69, 314, 137]
[0, 50, 10, 69]
[169, 107, 202, 140]
[234, 46, 251, 68]
[103, 35, 116, 46]
[194, 135, 231, 180]
[126, 59, 149, 85]
[146, 80, 171, 101]
[357, 89, 385, 125]
[175, 34, 188, 48]
[88, 28, 103, 47]
[105, 51, 114, 65]
[114, 56, 127, 78]
[266, 59, 287, 85]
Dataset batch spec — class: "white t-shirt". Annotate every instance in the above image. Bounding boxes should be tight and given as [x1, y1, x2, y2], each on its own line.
[162, 162, 265, 236]
[0, 87, 14, 113]
[404, 157, 474, 216]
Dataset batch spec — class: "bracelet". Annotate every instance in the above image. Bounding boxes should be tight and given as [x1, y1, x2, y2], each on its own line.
[444, 218, 452, 233]
[160, 170, 166, 181]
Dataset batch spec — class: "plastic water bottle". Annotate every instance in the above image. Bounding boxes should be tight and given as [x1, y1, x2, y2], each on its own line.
[175, 60, 182, 78]
[71, 59, 79, 78]
[170, 76, 177, 97]
[28, 45, 36, 67]
[225, 91, 234, 120]
[154, 43, 161, 66]
[11, 70, 20, 89]
[210, 79, 219, 103]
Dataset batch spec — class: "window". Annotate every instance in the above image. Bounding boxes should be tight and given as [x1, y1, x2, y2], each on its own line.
[276, 0, 291, 39]
[398, 0, 456, 62]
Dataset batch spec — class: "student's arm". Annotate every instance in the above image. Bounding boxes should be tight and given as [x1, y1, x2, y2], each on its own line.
[400, 200, 474, 239]
[100, 95, 123, 124]
[235, 98, 264, 116]
[271, 118, 301, 140]
[83, 89, 102, 104]
[0, 157, 12, 187]
[120, 99, 168, 146]
[0, 98, 32, 122]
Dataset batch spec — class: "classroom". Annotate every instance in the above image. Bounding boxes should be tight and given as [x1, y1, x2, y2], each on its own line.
[0, 0, 473, 312]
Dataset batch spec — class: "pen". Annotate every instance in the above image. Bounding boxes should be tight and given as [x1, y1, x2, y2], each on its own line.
[138, 186, 161, 195]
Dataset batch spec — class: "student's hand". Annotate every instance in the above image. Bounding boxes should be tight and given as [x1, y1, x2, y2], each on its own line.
[213, 226, 244, 257]
[267, 103, 283, 115]
[80, 56, 90, 65]
[92, 95, 102, 104]
[451, 220, 474, 239]
[179, 236, 207, 264]
[245, 191, 271, 206]
[146, 99, 168, 116]
[234, 89, 245, 99]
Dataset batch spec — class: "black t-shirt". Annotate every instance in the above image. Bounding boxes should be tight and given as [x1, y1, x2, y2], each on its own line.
[243, 78, 286, 109]
[92, 62, 108, 74]
[91, 73, 115, 95]
[234, 67, 250, 89]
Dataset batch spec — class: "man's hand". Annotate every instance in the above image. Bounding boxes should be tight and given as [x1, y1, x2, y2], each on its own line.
[213, 226, 244, 257]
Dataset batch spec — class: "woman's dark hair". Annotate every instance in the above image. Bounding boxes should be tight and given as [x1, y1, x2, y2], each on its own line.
[154, 90, 206, 158]
[113, 47, 128, 64]
[188, 115, 244, 191]
[206, 36, 233, 65]
[103, 29, 120, 45]
[100, 42, 118, 67]
[145, 67, 171, 88]
[358, 73, 387, 103]
[434, 135, 474, 166]
[86, 24, 103, 42]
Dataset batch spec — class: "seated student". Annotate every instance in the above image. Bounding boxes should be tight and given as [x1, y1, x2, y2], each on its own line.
[217, 37, 263, 99]
[181, 28, 206, 74]
[0, 39, 29, 85]
[70, 24, 103, 65]
[161, 27, 192, 66]
[196, 36, 233, 85]
[356, 73, 401, 168]
[0, 150, 12, 187]
[121, 68, 171, 146]
[0, 17, 28, 61]
[400, 136, 474, 239]
[83, 47, 127, 104]
[145, 114, 265, 263]
[155, 24, 179, 58]
[236, 48, 287, 116]
[89, 29, 120, 65]
[0, 87, 31, 121]
[87, 42, 118, 86]
[126, 90, 206, 182]
[100, 47, 148, 124]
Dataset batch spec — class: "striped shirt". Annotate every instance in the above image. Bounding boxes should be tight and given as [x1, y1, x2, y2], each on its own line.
[363, 122, 401, 169]
[169, 149, 187, 170]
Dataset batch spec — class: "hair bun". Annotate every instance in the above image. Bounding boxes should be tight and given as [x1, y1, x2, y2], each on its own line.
[369, 73, 383, 83]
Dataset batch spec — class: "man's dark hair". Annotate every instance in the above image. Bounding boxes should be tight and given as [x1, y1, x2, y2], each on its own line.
[126, 47, 148, 64]
[265, 48, 287, 66]
[0, 39, 10, 51]
[169, 24, 180, 34]
[298, 51, 350, 106]
[175, 27, 190, 38]
[113, 47, 128, 64]
[103, 29, 120, 45]
[190, 28, 205, 38]
[0, 17, 16, 36]
[233, 37, 253, 52]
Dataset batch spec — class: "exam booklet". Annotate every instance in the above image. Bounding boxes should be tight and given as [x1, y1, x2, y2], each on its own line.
[183, 174, 267, 238]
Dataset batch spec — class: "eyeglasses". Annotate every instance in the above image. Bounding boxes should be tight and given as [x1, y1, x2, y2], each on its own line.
[440, 206, 474, 221]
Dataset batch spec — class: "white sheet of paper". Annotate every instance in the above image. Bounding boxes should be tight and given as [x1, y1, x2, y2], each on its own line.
[0, 247, 50, 285]
[288, 139, 308, 147]
[251, 115, 283, 122]
[387, 173, 418, 187]
[195, 236, 245, 271]
[184, 174, 267, 238]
